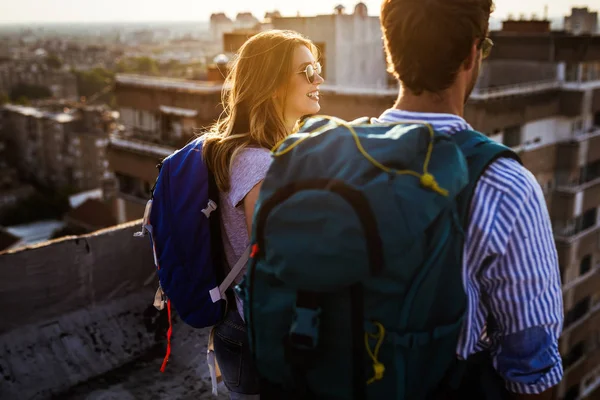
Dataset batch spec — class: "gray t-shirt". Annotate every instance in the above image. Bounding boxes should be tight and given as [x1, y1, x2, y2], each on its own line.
[219, 147, 272, 318]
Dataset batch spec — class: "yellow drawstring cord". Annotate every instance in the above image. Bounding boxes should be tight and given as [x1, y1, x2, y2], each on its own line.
[271, 116, 448, 197]
[365, 321, 386, 385]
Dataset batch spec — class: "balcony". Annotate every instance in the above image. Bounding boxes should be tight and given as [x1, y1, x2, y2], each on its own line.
[566, 264, 600, 306]
[470, 80, 560, 101]
[563, 346, 600, 393]
[109, 134, 174, 159]
[562, 299, 600, 346]
[553, 210, 599, 243]
[562, 80, 600, 91]
[581, 366, 600, 399]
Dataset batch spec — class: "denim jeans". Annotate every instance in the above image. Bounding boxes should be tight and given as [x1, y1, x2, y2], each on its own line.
[214, 307, 260, 399]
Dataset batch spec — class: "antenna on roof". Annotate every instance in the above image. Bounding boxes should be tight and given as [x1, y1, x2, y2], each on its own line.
[544, 5, 548, 20]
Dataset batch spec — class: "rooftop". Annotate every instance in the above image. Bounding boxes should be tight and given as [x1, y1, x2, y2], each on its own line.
[0, 221, 225, 399]
[4, 220, 66, 248]
[115, 74, 224, 94]
[3, 104, 78, 123]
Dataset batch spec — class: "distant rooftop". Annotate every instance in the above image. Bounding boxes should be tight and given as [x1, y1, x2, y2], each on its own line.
[5, 220, 66, 247]
[115, 74, 224, 94]
[109, 135, 175, 158]
[2, 104, 78, 123]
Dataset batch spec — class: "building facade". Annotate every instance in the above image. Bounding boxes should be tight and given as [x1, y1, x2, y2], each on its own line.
[565, 7, 599, 35]
[108, 74, 223, 223]
[1, 103, 116, 193]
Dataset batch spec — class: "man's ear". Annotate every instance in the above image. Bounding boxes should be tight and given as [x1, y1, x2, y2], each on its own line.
[463, 40, 480, 71]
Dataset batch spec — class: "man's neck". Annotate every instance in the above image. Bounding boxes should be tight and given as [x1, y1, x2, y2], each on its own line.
[393, 87, 464, 117]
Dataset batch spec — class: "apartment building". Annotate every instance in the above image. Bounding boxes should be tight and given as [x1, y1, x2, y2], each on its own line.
[0, 58, 78, 100]
[1, 103, 116, 193]
[565, 7, 599, 35]
[108, 74, 223, 222]
[0, 115, 34, 212]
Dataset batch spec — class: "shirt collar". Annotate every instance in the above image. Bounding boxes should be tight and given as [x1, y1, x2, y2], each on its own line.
[376, 109, 473, 135]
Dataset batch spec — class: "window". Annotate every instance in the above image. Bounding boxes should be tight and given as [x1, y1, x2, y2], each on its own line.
[564, 297, 591, 328]
[580, 255, 592, 276]
[563, 383, 580, 400]
[582, 208, 597, 231]
[580, 160, 600, 184]
[116, 172, 135, 195]
[566, 63, 579, 82]
[562, 340, 585, 370]
[502, 125, 521, 148]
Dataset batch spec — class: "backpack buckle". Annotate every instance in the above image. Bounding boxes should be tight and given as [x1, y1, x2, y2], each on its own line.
[153, 285, 167, 311]
[284, 306, 322, 369]
[134, 199, 153, 237]
[201, 199, 218, 218]
[288, 306, 321, 350]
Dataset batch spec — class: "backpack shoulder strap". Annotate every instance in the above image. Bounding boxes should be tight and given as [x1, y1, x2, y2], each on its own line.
[209, 246, 251, 303]
[453, 129, 522, 229]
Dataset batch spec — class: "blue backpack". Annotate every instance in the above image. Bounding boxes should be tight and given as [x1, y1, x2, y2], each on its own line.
[137, 137, 249, 373]
[237, 116, 520, 399]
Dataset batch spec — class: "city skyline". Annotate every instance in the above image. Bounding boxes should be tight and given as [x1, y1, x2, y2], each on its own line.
[0, 0, 597, 24]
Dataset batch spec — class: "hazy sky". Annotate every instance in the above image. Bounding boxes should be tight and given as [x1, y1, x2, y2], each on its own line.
[0, 0, 596, 24]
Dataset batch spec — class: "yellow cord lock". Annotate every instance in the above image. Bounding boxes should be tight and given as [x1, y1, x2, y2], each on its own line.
[372, 362, 385, 381]
[420, 173, 449, 196]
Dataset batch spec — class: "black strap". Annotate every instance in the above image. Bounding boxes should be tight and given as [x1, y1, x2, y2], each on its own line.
[350, 284, 366, 400]
[149, 162, 163, 200]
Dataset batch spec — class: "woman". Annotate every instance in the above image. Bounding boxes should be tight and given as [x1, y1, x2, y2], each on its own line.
[202, 30, 324, 399]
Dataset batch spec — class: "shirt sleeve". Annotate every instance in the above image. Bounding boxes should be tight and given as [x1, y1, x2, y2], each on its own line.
[480, 161, 564, 394]
[228, 147, 272, 207]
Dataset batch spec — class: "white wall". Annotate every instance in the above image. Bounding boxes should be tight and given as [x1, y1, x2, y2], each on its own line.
[119, 107, 135, 129]
[136, 110, 158, 132]
[335, 15, 387, 89]
[520, 117, 574, 148]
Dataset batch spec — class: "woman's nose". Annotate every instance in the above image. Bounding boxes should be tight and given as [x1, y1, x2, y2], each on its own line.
[314, 73, 324, 85]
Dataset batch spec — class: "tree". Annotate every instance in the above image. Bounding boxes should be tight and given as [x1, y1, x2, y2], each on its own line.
[9, 83, 52, 102]
[75, 67, 115, 105]
[46, 53, 63, 69]
[135, 57, 159, 75]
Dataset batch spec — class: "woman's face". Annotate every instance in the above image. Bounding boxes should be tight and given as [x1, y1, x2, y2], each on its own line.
[282, 45, 324, 124]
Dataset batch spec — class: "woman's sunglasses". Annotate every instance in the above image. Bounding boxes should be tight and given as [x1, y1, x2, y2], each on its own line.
[481, 37, 494, 59]
[298, 62, 322, 84]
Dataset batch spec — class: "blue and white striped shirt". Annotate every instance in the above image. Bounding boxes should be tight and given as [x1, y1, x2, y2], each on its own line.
[377, 109, 564, 395]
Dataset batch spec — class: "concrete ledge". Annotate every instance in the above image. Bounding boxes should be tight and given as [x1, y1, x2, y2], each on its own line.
[0, 221, 155, 334]
[0, 289, 160, 399]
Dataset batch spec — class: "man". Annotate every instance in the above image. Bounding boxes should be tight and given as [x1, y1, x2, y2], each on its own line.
[377, 0, 563, 398]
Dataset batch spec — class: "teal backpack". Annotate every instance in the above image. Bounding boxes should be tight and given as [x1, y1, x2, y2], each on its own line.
[237, 116, 520, 399]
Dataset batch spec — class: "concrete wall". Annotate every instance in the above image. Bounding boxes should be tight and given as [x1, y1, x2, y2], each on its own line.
[476, 60, 558, 88]
[0, 222, 183, 399]
[0, 221, 156, 334]
[115, 85, 222, 130]
[334, 15, 387, 89]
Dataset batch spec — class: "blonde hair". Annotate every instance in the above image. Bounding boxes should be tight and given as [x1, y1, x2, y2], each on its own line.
[202, 30, 318, 192]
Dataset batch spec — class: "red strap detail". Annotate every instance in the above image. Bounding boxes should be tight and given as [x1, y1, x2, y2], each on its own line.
[160, 299, 173, 372]
[250, 244, 259, 258]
